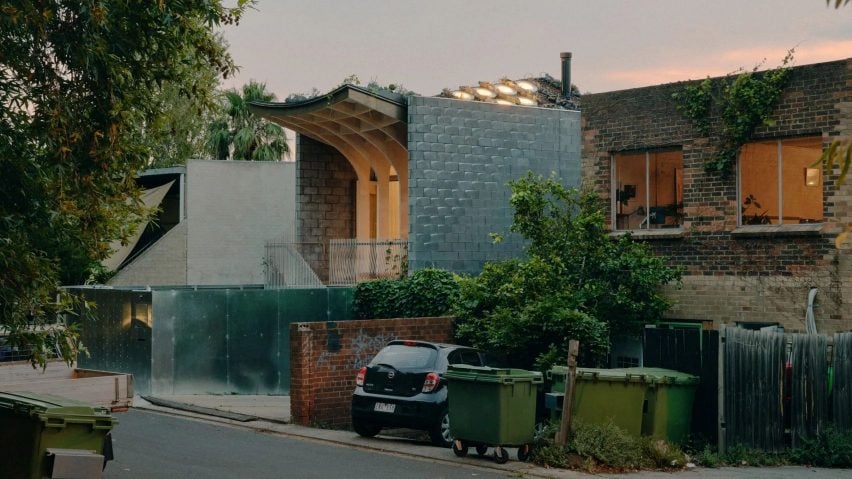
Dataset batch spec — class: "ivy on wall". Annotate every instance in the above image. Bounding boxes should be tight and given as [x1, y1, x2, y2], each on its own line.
[674, 51, 794, 176]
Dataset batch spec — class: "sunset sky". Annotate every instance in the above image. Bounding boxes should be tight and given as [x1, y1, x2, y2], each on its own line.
[221, 1, 852, 98]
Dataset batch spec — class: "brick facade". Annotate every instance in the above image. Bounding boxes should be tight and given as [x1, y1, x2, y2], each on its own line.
[407, 96, 581, 274]
[582, 59, 852, 332]
[289, 317, 454, 428]
[296, 135, 357, 281]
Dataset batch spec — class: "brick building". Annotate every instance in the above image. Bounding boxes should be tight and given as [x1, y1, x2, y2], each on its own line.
[581, 58, 851, 332]
[251, 56, 849, 333]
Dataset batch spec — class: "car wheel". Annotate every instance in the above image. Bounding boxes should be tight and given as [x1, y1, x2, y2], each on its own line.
[352, 417, 381, 437]
[429, 409, 453, 448]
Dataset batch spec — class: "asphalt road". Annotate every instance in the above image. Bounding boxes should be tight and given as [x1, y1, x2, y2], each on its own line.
[105, 410, 512, 479]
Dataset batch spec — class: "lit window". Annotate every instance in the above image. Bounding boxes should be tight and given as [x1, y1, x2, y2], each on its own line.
[738, 137, 823, 225]
[613, 150, 683, 230]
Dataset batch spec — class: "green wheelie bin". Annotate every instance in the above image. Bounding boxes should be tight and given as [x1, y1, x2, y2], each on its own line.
[631, 368, 699, 445]
[0, 391, 118, 479]
[445, 365, 543, 464]
[545, 366, 698, 444]
[570, 368, 650, 436]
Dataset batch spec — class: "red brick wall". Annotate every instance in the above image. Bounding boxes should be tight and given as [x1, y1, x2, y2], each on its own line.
[581, 59, 852, 331]
[289, 317, 454, 427]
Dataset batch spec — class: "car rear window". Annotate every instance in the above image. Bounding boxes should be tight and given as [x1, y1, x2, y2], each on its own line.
[370, 344, 438, 370]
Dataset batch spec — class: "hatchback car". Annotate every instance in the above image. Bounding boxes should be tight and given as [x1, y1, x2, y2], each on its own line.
[351, 340, 482, 447]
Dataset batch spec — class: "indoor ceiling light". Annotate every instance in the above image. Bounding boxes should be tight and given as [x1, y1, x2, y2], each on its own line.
[805, 167, 821, 187]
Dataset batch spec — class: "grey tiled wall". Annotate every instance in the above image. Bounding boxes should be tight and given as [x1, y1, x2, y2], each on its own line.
[407, 96, 581, 275]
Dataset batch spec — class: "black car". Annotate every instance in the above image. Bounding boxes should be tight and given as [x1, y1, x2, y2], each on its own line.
[351, 340, 482, 447]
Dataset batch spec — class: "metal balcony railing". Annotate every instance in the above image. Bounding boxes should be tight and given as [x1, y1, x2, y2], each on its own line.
[328, 239, 408, 286]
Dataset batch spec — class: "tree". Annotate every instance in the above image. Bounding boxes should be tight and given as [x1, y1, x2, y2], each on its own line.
[454, 174, 682, 371]
[145, 65, 223, 169]
[0, 0, 251, 367]
[207, 81, 289, 161]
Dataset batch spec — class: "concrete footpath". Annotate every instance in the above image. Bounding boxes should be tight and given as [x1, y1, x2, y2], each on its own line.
[132, 395, 851, 479]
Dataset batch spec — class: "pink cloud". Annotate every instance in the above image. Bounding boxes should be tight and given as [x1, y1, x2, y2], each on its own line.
[600, 40, 852, 90]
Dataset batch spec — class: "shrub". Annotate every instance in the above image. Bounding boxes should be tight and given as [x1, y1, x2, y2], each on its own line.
[454, 174, 681, 371]
[790, 428, 852, 468]
[531, 420, 686, 473]
[353, 268, 459, 319]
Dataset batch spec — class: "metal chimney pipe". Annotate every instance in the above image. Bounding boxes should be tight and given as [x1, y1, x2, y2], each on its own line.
[560, 52, 572, 98]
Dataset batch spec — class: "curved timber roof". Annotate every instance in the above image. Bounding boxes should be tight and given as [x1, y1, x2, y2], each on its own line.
[249, 85, 409, 179]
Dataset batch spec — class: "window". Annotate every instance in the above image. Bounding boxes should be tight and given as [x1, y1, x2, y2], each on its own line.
[739, 137, 823, 225]
[613, 150, 683, 230]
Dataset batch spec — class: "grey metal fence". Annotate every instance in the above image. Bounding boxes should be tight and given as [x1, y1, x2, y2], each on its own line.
[265, 242, 325, 288]
[328, 239, 408, 286]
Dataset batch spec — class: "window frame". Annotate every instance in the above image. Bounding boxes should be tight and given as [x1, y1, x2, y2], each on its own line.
[736, 137, 824, 227]
[610, 148, 684, 232]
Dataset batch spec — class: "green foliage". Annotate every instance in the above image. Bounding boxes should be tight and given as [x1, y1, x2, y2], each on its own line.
[692, 444, 721, 468]
[354, 279, 404, 320]
[532, 420, 686, 472]
[354, 269, 460, 319]
[0, 0, 251, 367]
[790, 428, 852, 468]
[675, 52, 793, 176]
[722, 445, 789, 467]
[207, 80, 289, 161]
[570, 420, 649, 470]
[146, 66, 223, 168]
[454, 173, 681, 370]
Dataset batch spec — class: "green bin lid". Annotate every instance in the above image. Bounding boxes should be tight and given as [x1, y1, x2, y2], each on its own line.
[621, 367, 699, 385]
[567, 367, 698, 385]
[445, 365, 543, 384]
[0, 391, 117, 430]
[547, 366, 568, 380]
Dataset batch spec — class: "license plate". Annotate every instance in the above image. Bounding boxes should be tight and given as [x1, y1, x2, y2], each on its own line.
[373, 402, 396, 413]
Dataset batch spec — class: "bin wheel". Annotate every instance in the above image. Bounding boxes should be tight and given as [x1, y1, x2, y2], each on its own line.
[517, 444, 532, 462]
[452, 439, 468, 457]
[475, 445, 489, 456]
[494, 447, 509, 464]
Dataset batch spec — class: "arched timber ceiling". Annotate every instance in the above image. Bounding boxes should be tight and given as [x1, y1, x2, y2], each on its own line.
[249, 85, 408, 177]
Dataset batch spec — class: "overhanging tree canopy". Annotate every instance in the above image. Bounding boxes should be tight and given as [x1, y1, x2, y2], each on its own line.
[0, 0, 251, 366]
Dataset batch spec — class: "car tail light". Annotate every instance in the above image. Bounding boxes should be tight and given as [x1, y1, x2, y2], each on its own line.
[422, 372, 440, 393]
[403, 340, 416, 346]
[356, 367, 366, 387]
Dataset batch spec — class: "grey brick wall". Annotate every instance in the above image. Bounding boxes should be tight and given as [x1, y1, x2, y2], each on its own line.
[407, 96, 581, 274]
[186, 160, 296, 285]
[109, 222, 187, 286]
[297, 135, 357, 281]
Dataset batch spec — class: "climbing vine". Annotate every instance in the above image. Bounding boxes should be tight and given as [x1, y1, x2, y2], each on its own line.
[675, 51, 794, 176]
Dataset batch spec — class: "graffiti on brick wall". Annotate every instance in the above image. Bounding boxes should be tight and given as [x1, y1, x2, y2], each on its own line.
[314, 329, 399, 372]
[350, 329, 398, 369]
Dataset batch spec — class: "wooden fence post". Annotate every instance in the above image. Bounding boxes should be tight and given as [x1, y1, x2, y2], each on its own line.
[556, 340, 579, 446]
